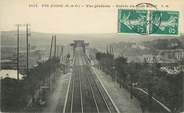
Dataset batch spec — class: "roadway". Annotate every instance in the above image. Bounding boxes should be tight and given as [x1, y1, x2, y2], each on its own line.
[63, 47, 118, 113]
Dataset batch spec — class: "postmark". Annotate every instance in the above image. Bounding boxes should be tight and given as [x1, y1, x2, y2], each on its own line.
[135, 3, 162, 35]
[118, 5, 179, 36]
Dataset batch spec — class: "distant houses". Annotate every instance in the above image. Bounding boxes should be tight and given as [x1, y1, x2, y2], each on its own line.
[128, 49, 184, 63]
[157, 49, 184, 62]
[124, 49, 184, 75]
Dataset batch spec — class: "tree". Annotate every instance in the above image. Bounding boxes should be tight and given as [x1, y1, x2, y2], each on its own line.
[114, 57, 128, 87]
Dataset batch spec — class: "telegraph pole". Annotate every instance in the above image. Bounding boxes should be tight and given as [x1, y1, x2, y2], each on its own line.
[26, 24, 30, 76]
[54, 35, 57, 58]
[49, 36, 54, 59]
[56, 46, 59, 58]
[48, 36, 54, 91]
[60, 46, 63, 62]
[53, 35, 57, 91]
[16, 24, 20, 80]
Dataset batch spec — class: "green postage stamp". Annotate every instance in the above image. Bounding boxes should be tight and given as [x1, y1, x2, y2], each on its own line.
[118, 9, 179, 35]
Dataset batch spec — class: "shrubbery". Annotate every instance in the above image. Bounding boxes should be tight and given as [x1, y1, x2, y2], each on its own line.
[1, 58, 60, 112]
[96, 52, 183, 112]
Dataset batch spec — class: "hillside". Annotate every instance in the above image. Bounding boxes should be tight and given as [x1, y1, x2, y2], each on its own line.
[1, 31, 184, 50]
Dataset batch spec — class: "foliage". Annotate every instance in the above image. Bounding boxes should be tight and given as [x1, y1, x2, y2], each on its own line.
[96, 52, 183, 112]
[1, 57, 60, 112]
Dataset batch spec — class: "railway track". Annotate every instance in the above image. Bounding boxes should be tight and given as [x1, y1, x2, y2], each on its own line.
[81, 66, 98, 112]
[63, 48, 118, 113]
[83, 55, 117, 113]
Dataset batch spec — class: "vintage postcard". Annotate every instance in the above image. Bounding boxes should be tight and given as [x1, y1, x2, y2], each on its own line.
[0, 0, 184, 113]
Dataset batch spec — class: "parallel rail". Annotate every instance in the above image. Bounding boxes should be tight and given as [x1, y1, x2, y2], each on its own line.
[86, 67, 110, 113]
[81, 55, 98, 113]
[79, 66, 84, 113]
[83, 55, 117, 113]
[63, 52, 118, 113]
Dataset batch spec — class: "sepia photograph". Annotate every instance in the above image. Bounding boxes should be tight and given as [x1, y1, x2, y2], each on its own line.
[0, 0, 184, 113]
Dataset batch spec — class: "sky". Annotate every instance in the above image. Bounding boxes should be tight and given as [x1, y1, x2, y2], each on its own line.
[0, 0, 184, 34]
